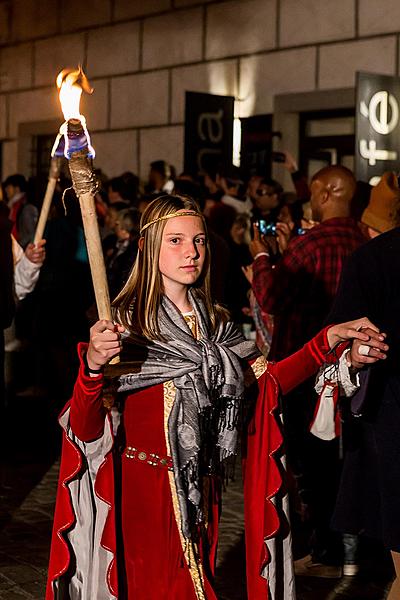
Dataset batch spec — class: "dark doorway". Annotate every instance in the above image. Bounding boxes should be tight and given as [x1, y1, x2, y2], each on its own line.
[299, 108, 355, 178]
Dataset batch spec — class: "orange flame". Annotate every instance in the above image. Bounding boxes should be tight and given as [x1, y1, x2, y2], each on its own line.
[56, 66, 93, 122]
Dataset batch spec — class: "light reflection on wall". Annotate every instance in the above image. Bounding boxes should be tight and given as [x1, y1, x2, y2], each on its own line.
[233, 117, 241, 166]
[208, 62, 238, 99]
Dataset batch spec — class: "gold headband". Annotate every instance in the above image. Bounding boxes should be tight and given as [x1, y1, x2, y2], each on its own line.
[140, 211, 204, 235]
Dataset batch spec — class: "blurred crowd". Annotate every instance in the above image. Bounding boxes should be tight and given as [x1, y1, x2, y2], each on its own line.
[2, 149, 400, 593]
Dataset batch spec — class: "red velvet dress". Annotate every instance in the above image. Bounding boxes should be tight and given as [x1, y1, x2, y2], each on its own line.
[46, 328, 332, 600]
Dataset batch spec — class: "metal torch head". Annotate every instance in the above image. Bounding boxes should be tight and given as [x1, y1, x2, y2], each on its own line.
[54, 65, 95, 160]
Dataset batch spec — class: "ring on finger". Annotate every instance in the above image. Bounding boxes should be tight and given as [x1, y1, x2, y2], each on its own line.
[358, 344, 371, 356]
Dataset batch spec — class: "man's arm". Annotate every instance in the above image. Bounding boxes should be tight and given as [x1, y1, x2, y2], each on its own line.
[13, 237, 46, 300]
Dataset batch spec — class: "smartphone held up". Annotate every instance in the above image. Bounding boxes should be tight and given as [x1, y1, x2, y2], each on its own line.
[257, 220, 277, 236]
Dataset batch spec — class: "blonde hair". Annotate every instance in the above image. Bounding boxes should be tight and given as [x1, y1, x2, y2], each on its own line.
[113, 194, 228, 339]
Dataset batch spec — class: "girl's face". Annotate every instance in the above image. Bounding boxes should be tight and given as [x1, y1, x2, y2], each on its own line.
[158, 213, 206, 296]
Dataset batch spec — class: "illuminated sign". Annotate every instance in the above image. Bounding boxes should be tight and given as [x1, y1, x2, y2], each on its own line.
[355, 72, 400, 183]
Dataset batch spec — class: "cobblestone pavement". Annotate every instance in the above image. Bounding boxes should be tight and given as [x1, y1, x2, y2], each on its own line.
[0, 395, 392, 599]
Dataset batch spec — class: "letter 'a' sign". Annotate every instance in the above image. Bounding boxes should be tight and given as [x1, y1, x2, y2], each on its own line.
[184, 91, 234, 175]
[356, 71, 400, 184]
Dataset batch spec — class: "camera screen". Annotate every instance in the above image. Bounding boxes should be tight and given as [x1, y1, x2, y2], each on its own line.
[258, 220, 276, 235]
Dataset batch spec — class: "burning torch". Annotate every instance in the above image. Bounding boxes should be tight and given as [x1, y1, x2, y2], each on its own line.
[55, 67, 115, 337]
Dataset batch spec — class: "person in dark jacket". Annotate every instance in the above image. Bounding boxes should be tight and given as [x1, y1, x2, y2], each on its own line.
[105, 208, 141, 300]
[0, 203, 15, 413]
[327, 172, 400, 597]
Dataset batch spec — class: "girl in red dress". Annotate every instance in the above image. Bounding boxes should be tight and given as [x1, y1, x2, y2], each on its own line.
[47, 194, 386, 600]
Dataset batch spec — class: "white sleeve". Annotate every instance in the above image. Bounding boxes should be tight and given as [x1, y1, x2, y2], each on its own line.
[11, 235, 24, 265]
[14, 254, 41, 300]
[315, 349, 360, 398]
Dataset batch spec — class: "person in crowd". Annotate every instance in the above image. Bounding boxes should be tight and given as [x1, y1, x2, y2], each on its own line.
[105, 207, 141, 300]
[28, 192, 94, 402]
[253, 196, 307, 260]
[137, 192, 160, 215]
[326, 172, 400, 596]
[226, 212, 253, 325]
[0, 200, 46, 411]
[249, 165, 367, 576]
[246, 173, 264, 206]
[203, 168, 223, 202]
[358, 171, 398, 239]
[0, 203, 15, 413]
[3, 173, 38, 248]
[241, 262, 274, 357]
[207, 201, 237, 243]
[12, 236, 46, 301]
[121, 171, 140, 206]
[279, 150, 310, 202]
[46, 193, 385, 600]
[251, 176, 283, 224]
[250, 164, 365, 359]
[277, 194, 303, 228]
[351, 179, 373, 223]
[107, 176, 131, 206]
[101, 201, 131, 249]
[148, 160, 175, 194]
[219, 167, 253, 213]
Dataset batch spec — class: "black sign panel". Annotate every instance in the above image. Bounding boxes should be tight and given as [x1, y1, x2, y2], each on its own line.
[355, 71, 400, 183]
[240, 114, 273, 179]
[184, 91, 234, 175]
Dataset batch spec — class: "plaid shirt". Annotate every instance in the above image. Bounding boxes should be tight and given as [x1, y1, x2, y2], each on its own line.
[252, 217, 367, 359]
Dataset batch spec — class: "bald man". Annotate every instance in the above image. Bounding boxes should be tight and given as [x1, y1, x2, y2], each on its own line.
[250, 165, 364, 358]
[310, 165, 356, 221]
[249, 165, 367, 574]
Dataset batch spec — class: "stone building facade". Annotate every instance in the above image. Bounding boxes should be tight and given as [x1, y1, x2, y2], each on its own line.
[0, 0, 399, 184]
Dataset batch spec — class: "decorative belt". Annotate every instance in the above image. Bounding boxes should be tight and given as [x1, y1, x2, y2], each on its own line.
[124, 446, 173, 471]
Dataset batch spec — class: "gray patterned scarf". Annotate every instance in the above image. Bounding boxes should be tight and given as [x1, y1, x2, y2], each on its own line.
[115, 289, 259, 538]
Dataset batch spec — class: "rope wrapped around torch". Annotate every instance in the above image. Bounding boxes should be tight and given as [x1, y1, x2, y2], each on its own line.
[68, 146, 113, 324]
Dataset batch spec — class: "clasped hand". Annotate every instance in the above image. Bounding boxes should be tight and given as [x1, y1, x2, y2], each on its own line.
[86, 319, 125, 371]
[25, 239, 46, 265]
[327, 317, 388, 369]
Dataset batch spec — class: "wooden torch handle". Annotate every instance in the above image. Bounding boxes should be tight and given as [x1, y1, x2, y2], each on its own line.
[33, 177, 57, 245]
[78, 191, 120, 364]
[33, 156, 62, 245]
[79, 191, 111, 320]
[68, 147, 119, 365]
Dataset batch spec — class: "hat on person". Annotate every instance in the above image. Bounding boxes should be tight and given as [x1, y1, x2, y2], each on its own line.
[361, 172, 400, 233]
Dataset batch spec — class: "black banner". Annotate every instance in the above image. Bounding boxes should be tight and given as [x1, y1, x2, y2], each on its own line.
[240, 114, 273, 179]
[355, 71, 400, 183]
[184, 91, 234, 175]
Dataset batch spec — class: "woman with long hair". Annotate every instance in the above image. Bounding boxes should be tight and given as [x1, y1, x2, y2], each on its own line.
[46, 195, 386, 600]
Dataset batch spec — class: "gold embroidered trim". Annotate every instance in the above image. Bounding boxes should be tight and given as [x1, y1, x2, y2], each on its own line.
[163, 381, 206, 600]
[183, 313, 199, 340]
[251, 355, 267, 379]
[244, 355, 267, 387]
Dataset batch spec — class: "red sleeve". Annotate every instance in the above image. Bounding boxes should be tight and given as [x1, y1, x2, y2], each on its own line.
[69, 342, 107, 442]
[269, 327, 336, 395]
